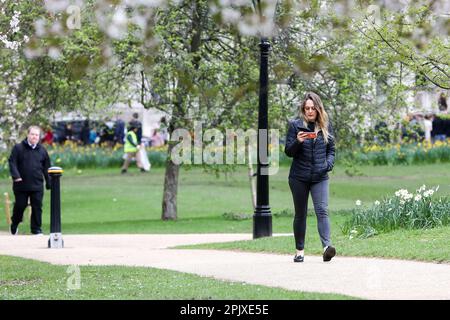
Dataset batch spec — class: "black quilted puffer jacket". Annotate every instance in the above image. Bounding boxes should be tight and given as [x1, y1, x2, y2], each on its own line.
[284, 118, 336, 183]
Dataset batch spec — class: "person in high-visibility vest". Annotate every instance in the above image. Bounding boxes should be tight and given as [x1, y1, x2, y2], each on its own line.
[121, 125, 144, 173]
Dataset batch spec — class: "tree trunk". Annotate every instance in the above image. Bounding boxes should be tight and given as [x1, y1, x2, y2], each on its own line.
[161, 141, 180, 220]
[160, 0, 204, 221]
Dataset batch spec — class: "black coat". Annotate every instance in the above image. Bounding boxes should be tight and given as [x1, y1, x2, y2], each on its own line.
[284, 119, 336, 183]
[8, 140, 51, 192]
[81, 126, 90, 145]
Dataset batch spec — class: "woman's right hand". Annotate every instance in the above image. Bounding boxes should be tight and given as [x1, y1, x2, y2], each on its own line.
[296, 131, 309, 143]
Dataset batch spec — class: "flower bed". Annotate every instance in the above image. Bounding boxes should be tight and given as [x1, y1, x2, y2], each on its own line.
[338, 140, 450, 166]
[342, 185, 450, 238]
[2, 140, 449, 177]
[0, 143, 168, 177]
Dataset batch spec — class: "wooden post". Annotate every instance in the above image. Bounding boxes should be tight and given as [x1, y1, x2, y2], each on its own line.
[4, 192, 12, 225]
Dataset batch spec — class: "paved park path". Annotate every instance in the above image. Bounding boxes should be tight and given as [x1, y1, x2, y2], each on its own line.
[1, 233, 449, 300]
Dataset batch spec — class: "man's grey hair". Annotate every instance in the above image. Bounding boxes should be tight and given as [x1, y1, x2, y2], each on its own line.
[27, 125, 42, 134]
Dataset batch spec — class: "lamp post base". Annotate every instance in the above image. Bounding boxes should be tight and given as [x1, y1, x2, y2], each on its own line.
[48, 232, 64, 249]
[253, 211, 272, 239]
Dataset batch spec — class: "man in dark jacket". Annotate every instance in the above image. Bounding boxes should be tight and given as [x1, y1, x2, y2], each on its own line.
[8, 126, 51, 235]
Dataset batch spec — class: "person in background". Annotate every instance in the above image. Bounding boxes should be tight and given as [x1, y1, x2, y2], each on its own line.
[438, 92, 448, 113]
[159, 116, 169, 145]
[64, 123, 74, 144]
[99, 121, 114, 146]
[150, 129, 165, 147]
[42, 126, 54, 145]
[402, 113, 424, 142]
[129, 113, 142, 145]
[374, 121, 389, 145]
[401, 114, 412, 142]
[432, 114, 447, 142]
[410, 114, 425, 142]
[423, 114, 433, 143]
[121, 124, 144, 173]
[8, 126, 51, 235]
[81, 120, 91, 146]
[435, 93, 449, 142]
[89, 127, 98, 144]
[60, 123, 67, 144]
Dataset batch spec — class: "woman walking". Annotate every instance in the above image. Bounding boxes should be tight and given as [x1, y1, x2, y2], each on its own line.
[284, 92, 336, 263]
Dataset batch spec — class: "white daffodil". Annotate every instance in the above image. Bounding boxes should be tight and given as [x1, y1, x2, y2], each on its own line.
[355, 200, 362, 206]
[374, 200, 380, 206]
[403, 193, 413, 201]
[423, 190, 434, 198]
[417, 184, 426, 193]
[395, 189, 410, 199]
[414, 194, 422, 202]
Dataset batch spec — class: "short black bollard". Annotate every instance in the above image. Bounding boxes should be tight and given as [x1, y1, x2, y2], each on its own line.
[48, 167, 64, 248]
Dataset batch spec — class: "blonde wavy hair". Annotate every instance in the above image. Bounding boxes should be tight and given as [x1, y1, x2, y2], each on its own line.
[299, 92, 330, 144]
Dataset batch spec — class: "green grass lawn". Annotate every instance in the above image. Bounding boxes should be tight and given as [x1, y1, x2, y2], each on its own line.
[1, 164, 449, 262]
[1, 164, 449, 232]
[1, 164, 448, 300]
[0, 255, 355, 300]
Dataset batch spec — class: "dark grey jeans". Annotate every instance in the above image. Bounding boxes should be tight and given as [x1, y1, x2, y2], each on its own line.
[288, 178, 332, 250]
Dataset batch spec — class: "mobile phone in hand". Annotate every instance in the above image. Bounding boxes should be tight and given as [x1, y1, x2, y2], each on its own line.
[305, 132, 317, 139]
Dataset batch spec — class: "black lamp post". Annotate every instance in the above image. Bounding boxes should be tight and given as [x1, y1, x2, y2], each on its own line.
[253, 0, 273, 239]
[48, 166, 64, 248]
